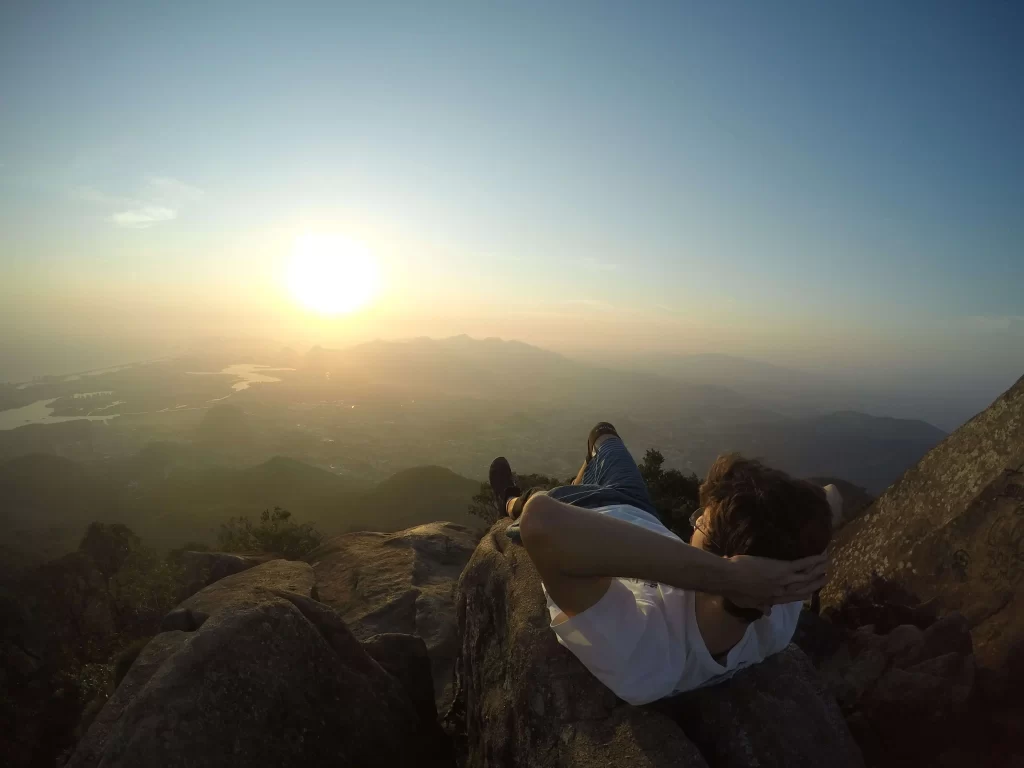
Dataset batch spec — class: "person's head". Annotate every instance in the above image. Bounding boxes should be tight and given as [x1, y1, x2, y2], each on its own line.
[690, 453, 833, 619]
[691, 453, 833, 560]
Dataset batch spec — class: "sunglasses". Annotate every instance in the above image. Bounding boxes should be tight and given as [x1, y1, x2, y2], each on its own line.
[688, 508, 721, 552]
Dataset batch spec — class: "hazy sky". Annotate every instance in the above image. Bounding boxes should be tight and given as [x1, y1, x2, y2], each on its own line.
[1, 1, 1022, 390]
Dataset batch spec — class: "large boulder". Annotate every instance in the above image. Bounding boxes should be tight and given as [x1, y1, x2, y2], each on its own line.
[652, 646, 862, 768]
[797, 576, 1024, 766]
[796, 605, 980, 766]
[68, 559, 451, 768]
[175, 550, 274, 594]
[821, 374, 1024, 670]
[161, 557, 313, 629]
[308, 521, 479, 710]
[447, 518, 861, 768]
[363, 632, 455, 766]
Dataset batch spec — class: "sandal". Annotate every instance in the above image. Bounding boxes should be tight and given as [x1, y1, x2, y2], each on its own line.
[587, 421, 619, 461]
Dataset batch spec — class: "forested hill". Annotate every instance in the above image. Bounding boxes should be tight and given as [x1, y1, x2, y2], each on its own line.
[0, 449, 484, 568]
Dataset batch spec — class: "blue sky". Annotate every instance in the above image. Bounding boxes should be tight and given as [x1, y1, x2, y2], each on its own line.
[1, 1, 1021, 388]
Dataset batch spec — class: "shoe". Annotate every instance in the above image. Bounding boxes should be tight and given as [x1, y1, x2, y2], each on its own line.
[587, 422, 620, 460]
[489, 457, 521, 509]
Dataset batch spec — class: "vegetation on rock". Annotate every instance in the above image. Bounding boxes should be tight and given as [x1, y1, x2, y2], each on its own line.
[217, 506, 323, 560]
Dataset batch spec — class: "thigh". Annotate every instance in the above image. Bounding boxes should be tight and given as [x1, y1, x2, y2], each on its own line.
[543, 481, 660, 520]
[548, 484, 616, 508]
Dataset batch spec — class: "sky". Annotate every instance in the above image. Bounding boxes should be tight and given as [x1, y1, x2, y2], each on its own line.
[1, 1, 1022, 402]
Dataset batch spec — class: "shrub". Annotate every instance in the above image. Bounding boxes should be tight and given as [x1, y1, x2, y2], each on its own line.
[639, 449, 701, 538]
[217, 507, 323, 559]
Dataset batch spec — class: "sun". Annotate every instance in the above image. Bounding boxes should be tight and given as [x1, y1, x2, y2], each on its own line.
[287, 233, 379, 314]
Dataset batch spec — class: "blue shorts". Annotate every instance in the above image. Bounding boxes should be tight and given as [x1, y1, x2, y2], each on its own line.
[507, 437, 659, 541]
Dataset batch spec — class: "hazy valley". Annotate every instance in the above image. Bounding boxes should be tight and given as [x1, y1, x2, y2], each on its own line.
[0, 335, 953, 570]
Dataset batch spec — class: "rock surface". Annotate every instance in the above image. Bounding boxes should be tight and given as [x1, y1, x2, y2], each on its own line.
[797, 578, 1022, 767]
[363, 632, 455, 766]
[68, 559, 451, 768]
[821, 374, 1024, 670]
[447, 518, 861, 768]
[176, 550, 274, 594]
[652, 646, 863, 768]
[308, 521, 479, 710]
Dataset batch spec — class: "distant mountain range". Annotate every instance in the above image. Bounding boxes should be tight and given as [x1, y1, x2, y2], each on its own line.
[640, 351, 1013, 431]
[295, 336, 946, 491]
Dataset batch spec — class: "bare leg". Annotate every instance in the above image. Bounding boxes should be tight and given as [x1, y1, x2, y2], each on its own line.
[572, 460, 587, 485]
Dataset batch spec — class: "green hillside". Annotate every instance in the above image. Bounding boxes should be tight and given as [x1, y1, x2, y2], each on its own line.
[356, 465, 483, 532]
[0, 449, 485, 566]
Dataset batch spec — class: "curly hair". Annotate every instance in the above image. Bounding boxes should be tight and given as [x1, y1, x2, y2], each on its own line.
[699, 453, 832, 561]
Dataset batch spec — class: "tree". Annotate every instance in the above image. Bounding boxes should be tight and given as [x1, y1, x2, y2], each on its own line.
[79, 523, 141, 582]
[109, 548, 186, 638]
[639, 449, 667, 487]
[217, 507, 323, 559]
[638, 449, 701, 538]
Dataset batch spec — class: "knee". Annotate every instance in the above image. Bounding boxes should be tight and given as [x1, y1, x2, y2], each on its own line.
[518, 494, 559, 550]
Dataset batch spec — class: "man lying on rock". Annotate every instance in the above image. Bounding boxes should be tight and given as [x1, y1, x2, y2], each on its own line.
[489, 423, 837, 705]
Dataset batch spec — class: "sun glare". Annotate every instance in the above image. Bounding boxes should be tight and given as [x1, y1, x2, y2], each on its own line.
[288, 233, 379, 314]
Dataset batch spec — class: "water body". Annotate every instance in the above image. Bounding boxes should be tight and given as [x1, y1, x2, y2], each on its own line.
[0, 398, 122, 431]
[1, 364, 290, 430]
[187, 364, 294, 392]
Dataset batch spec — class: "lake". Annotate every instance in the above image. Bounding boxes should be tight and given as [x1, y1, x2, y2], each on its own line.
[1, 364, 291, 430]
[0, 398, 122, 431]
[186, 364, 295, 391]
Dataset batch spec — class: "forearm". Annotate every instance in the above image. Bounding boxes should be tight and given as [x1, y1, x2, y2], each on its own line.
[519, 494, 732, 594]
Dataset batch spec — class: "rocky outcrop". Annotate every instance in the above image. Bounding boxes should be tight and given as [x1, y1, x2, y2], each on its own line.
[796, 576, 1022, 767]
[308, 521, 479, 711]
[447, 519, 708, 767]
[68, 560, 451, 768]
[175, 550, 274, 594]
[363, 633, 455, 766]
[821, 374, 1024, 671]
[447, 518, 862, 768]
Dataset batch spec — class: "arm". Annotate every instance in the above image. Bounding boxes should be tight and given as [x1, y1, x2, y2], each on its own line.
[519, 494, 827, 617]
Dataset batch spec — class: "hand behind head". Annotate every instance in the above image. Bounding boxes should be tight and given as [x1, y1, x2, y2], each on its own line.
[724, 550, 829, 606]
